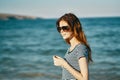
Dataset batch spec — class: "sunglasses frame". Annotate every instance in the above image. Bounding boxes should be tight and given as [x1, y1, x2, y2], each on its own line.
[57, 26, 70, 32]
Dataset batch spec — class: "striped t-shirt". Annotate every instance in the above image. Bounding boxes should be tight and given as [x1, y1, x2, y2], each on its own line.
[62, 44, 88, 80]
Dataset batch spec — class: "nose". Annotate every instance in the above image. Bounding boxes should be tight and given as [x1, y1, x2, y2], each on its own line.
[60, 29, 64, 33]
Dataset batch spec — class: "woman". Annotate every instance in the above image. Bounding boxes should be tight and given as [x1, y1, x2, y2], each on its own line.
[53, 13, 92, 80]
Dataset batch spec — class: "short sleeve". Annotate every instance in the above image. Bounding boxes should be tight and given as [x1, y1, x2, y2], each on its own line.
[76, 45, 88, 60]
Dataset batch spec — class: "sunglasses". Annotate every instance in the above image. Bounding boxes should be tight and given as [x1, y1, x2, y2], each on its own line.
[57, 26, 70, 32]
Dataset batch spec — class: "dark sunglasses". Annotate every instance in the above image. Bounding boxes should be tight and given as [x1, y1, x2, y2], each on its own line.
[57, 26, 70, 32]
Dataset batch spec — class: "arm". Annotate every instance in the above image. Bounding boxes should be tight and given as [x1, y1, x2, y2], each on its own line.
[64, 57, 89, 80]
[53, 56, 89, 80]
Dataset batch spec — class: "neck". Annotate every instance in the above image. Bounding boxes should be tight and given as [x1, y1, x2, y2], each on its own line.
[69, 37, 81, 47]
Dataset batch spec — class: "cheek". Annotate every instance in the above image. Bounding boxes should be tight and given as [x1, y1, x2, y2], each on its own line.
[68, 32, 73, 36]
[65, 32, 73, 38]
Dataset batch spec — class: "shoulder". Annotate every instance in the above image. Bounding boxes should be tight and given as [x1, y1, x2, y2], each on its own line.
[76, 44, 87, 51]
[75, 44, 88, 59]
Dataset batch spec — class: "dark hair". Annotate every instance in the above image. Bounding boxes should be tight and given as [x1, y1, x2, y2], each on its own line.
[56, 13, 92, 62]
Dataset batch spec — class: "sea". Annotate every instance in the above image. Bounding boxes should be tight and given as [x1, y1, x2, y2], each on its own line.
[0, 17, 120, 80]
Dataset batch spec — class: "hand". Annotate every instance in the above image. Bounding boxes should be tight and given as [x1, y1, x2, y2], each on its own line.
[53, 55, 67, 67]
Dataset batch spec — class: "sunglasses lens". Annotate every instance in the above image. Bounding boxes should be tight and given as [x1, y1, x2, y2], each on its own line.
[57, 27, 61, 32]
[62, 26, 68, 31]
[57, 26, 69, 32]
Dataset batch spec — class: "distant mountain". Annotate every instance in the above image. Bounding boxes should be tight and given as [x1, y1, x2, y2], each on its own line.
[0, 13, 40, 20]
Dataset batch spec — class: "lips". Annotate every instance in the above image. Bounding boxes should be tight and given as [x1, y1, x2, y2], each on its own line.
[61, 33, 66, 36]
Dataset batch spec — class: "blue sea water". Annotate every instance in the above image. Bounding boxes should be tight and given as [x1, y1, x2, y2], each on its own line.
[0, 17, 120, 80]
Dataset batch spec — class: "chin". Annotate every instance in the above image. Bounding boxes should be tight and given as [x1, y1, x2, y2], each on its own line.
[62, 36, 69, 40]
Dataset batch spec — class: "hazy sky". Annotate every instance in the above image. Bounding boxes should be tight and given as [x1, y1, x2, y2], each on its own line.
[0, 0, 120, 18]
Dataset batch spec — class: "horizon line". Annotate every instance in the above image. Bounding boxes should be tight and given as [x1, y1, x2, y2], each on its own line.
[0, 12, 120, 19]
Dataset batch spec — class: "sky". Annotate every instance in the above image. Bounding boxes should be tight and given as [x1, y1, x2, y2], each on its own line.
[0, 0, 120, 18]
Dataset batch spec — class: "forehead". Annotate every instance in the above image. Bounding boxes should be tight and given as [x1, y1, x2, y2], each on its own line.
[59, 20, 68, 27]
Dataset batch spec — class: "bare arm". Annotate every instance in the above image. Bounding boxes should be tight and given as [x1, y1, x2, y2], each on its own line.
[53, 56, 89, 80]
[64, 57, 88, 80]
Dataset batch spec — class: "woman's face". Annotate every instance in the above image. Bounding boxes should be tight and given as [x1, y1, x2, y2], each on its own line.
[59, 20, 73, 40]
